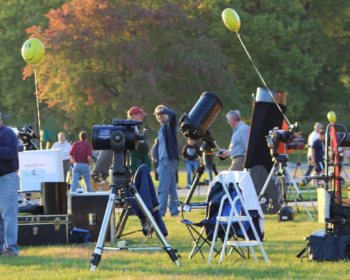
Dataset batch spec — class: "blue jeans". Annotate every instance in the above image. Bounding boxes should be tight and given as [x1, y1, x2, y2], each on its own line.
[185, 160, 198, 185]
[71, 163, 92, 192]
[0, 172, 20, 255]
[157, 158, 179, 216]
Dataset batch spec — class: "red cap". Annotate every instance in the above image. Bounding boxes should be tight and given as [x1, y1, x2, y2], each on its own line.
[127, 107, 148, 116]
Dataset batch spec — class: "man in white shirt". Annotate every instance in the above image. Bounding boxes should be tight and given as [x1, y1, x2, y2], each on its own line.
[52, 132, 72, 181]
[303, 123, 323, 184]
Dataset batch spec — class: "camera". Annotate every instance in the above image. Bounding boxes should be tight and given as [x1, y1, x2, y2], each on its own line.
[266, 122, 300, 158]
[92, 120, 148, 153]
[11, 124, 40, 151]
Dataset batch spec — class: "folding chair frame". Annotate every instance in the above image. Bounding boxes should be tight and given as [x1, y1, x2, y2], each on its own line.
[178, 201, 224, 260]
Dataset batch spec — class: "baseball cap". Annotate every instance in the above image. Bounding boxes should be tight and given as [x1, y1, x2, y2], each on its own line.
[154, 105, 167, 114]
[127, 107, 148, 116]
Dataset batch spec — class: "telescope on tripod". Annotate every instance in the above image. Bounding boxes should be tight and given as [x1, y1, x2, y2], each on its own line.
[179, 92, 224, 204]
[90, 120, 180, 272]
[258, 124, 314, 221]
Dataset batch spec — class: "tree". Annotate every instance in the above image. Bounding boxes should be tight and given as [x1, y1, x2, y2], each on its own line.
[196, 0, 350, 126]
[24, 0, 237, 138]
[0, 0, 68, 126]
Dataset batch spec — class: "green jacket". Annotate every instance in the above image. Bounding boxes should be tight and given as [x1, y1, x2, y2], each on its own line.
[129, 150, 152, 174]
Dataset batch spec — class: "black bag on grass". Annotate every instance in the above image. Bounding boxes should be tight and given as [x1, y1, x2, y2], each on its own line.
[297, 231, 350, 261]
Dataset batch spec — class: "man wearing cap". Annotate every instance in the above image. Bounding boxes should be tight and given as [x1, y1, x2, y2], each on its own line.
[154, 105, 179, 217]
[127, 107, 152, 174]
[0, 109, 20, 256]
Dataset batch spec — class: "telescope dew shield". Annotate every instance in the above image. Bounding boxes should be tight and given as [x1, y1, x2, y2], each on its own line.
[256, 87, 287, 106]
[92, 125, 139, 151]
[180, 92, 223, 140]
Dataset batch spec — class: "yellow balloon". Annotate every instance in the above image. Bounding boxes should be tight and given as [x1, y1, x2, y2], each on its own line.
[21, 38, 44, 64]
[327, 111, 337, 123]
[222, 8, 241, 33]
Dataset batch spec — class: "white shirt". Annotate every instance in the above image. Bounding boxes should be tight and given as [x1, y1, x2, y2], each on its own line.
[307, 131, 319, 157]
[52, 141, 72, 160]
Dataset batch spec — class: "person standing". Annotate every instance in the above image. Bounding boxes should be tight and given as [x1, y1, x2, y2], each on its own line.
[0, 109, 20, 256]
[127, 107, 152, 174]
[69, 131, 93, 192]
[219, 110, 250, 171]
[182, 138, 201, 188]
[52, 132, 72, 181]
[311, 130, 326, 175]
[303, 122, 323, 184]
[154, 105, 179, 217]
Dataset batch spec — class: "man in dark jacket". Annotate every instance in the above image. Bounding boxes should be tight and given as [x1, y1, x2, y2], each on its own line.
[154, 105, 179, 217]
[0, 109, 20, 256]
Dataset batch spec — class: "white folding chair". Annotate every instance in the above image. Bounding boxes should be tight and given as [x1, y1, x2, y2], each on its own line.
[208, 171, 269, 264]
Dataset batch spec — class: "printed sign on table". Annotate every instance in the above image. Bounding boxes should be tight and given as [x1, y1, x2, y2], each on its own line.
[19, 149, 64, 191]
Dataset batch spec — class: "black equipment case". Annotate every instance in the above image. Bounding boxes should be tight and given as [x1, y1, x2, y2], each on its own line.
[68, 192, 114, 242]
[18, 214, 73, 246]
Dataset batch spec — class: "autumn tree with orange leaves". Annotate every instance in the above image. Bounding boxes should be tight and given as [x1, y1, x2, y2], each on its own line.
[24, 0, 236, 133]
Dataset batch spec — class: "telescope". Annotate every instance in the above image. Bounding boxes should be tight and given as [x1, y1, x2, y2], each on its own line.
[179, 92, 223, 140]
[179, 92, 224, 204]
[92, 120, 147, 152]
[265, 123, 300, 158]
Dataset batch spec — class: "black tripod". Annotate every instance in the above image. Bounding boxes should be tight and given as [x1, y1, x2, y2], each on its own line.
[257, 154, 314, 221]
[184, 134, 219, 204]
[90, 152, 180, 271]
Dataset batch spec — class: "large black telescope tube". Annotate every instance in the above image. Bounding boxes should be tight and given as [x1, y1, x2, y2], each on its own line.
[180, 92, 223, 140]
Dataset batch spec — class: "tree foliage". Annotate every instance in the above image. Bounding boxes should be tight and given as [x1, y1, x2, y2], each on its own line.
[197, 0, 350, 124]
[24, 0, 236, 133]
[0, 0, 67, 123]
[1, 0, 349, 144]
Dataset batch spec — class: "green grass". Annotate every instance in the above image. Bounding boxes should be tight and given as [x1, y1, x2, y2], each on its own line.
[2, 209, 349, 280]
[10, 163, 349, 279]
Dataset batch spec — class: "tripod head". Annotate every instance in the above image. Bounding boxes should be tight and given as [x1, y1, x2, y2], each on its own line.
[92, 119, 148, 189]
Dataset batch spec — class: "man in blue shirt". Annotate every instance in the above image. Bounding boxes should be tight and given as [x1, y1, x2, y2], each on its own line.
[154, 105, 179, 217]
[0, 109, 20, 256]
[219, 110, 250, 171]
[311, 130, 325, 175]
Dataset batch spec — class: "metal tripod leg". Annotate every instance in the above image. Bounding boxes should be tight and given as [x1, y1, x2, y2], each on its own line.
[90, 184, 180, 272]
[185, 164, 205, 204]
[283, 175, 300, 213]
[115, 206, 132, 239]
[285, 167, 314, 222]
[128, 185, 180, 266]
[257, 162, 277, 201]
[292, 151, 317, 213]
[91, 185, 117, 271]
[297, 161, 317, 214]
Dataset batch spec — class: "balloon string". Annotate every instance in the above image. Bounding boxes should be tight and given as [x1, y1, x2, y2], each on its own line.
[33, 65, 42, 150]
[236, 33, 291, 127]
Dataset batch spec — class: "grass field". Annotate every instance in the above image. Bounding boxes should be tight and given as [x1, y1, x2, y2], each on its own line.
[3, 159, 350, 279]
[1, 208, 349, 280]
